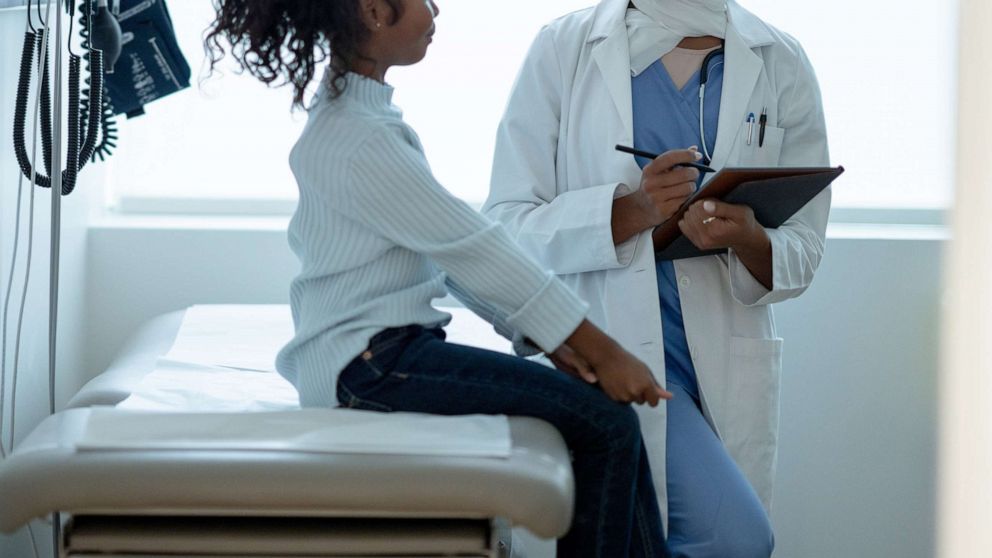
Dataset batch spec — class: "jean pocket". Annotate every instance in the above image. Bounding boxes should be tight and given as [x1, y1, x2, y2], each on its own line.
[338, 381, 395, 412]
[337, 357, 411, 412]
[362, 326, 425, 375]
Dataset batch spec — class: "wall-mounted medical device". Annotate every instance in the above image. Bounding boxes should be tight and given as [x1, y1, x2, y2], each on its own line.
[104, 0, 190, 119]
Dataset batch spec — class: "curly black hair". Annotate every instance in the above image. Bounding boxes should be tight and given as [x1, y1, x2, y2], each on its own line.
[205, 0, 404, 109]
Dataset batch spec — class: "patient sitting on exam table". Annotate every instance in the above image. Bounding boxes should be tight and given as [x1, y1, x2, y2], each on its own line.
[205, 1, 672, 556]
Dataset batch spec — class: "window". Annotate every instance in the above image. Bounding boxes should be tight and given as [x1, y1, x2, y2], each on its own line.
[111, 0, 595, 212]
[739, 0, 958, 210]
[111, 0, 956, 214]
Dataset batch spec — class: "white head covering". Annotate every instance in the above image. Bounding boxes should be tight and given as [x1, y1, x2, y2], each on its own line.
[626, 0, 729, 76]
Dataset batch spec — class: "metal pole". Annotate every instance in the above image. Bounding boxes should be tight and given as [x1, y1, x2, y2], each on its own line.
[49, 2, 65, 555]
[48, 0, 63, 418]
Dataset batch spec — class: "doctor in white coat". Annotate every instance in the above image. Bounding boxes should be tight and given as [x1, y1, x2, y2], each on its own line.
[484, 0, 830, 555]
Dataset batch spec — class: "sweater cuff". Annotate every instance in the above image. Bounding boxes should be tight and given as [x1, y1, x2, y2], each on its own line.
[511, 334, 543, 358]
[505, 277, 589, 353]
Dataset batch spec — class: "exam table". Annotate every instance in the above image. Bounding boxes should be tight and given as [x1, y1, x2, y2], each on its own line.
[0, 306, 575, 557]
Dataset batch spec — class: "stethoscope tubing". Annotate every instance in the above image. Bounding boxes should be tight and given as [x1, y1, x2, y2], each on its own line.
[697, 45, 725, 164]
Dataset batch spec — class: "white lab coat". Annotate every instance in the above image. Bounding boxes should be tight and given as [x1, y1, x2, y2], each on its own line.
[483, 0, 831, 522]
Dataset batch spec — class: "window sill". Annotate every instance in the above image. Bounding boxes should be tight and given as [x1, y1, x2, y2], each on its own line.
[113, 196, 298, 217]
[90, 211, 291, 232]
[91, 211, 950, 244]
[101, 198, 950, 240]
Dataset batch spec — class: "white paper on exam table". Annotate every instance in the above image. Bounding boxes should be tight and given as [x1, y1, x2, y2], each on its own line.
[163, 305, 513, 374]
[117, 359, 301, 413]
[164, 305, 294, 372]
[79, 407, 513, 458]
[115, 360, 513, 457]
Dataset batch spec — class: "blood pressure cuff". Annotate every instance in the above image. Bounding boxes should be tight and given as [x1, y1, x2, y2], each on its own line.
[105, 0, 190, 118]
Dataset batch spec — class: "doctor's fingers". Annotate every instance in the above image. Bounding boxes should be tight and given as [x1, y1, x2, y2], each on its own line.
[644, 149, 702, 176]
[644, 175, 697, 200]
[686, 201, 737, 227]
[644, 165, 699, 188]
[678, 216, 719, 250]
[680, 214, 736, 251]
[694, 199, 752, 222]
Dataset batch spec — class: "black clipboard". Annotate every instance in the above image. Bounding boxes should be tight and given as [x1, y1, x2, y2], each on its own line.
[653, 166, 844, 261]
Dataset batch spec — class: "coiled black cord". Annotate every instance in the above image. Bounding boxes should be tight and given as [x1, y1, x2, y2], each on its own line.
[92, 91, 118, 162]
[78, 51, 104, 165]
[12, 18, 104, 195]
[13, 32, 40, 185]
[77, 0, 116, 162]
[14, 31, 81, 195]
[39, 32, 52, 176]
[64, 55, 81, 195]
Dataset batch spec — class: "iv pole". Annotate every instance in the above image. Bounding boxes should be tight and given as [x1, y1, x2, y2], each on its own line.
[48, 1, 65, 554]
[49, 0, 63, 419]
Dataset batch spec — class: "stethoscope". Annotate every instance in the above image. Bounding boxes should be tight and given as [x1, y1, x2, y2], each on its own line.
[697, 43, 725, 165]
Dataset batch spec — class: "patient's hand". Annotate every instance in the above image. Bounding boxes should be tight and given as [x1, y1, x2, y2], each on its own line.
[549, 344, 597, 384]
[564, 320, 673, 406]
[593, 347, 672, 407]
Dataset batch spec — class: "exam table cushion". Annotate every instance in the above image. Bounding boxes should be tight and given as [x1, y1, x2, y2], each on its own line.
[0, 408, 573, 538]
[4, 306, 573, 539]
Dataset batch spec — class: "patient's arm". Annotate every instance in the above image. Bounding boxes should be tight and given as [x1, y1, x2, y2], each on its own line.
[445, 276, 542, 357]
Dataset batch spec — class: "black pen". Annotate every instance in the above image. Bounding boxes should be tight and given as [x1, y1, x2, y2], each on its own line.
[615, 145, 717, 174]
[758, 108, 767, 148]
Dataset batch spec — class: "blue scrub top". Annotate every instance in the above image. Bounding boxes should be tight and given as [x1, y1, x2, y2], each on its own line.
[630, 53, 724, 402]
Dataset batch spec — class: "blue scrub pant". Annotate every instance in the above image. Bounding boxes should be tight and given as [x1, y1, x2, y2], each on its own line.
[665, 383, 775, 558]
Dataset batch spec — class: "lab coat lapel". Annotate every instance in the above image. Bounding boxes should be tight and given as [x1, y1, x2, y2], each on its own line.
[591, 28, 635, 147]
[710, 23, 763, 170]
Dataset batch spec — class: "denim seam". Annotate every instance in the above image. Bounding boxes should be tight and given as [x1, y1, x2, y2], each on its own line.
[337, 379, 394, 412]
[635, 490, 656, 557]
[595, 444, 617, 558]
[360, 357, 388, 378]
[392, 373, 624, 441]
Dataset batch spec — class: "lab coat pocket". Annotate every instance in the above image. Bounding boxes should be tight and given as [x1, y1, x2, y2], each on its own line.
[725, 336, 784, 507]
[729, 336, 783, 416]
[737, 124, 785, 167]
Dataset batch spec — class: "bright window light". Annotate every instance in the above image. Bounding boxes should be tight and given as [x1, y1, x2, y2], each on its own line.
[111, 1, 956, 212]
[738, 0, 958, 209]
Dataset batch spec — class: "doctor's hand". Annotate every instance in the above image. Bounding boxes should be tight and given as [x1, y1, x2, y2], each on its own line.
[678, 199, 775, 290]
[677, 199, 768, 252]
[636, 148, 703, 225]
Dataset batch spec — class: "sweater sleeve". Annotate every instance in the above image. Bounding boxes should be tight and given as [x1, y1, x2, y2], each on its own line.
[343, 126, 589, 353]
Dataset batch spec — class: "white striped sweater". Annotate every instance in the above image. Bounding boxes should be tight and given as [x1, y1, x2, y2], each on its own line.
[275, 71, 589, 407]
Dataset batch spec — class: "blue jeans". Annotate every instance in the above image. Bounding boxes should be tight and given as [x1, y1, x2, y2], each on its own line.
[337, 325, 667, 558]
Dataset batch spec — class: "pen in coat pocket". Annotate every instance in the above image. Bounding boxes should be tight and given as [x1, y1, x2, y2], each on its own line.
[758, 108, 768, 148]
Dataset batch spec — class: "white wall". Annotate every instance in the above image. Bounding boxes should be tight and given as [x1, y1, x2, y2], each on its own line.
[78, 221, 943, 558]
[0, 6, 102, 557]
[773, 228, 942, 557]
